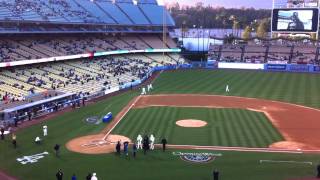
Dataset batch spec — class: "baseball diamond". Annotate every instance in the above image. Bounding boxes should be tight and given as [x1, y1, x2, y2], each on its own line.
[1, 69, 320, 180]
[2, 1, 320, 180]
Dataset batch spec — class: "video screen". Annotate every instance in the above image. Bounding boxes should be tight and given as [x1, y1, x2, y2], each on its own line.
[272, 9, 319, 32]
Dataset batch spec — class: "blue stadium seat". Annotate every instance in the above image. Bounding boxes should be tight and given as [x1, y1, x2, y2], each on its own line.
[137, 0, 158, 4]
[117, 3, 150, 25]
[75, 0, 116, 24]
[139, 4, 175, 25]
[96, 1, 133, 25]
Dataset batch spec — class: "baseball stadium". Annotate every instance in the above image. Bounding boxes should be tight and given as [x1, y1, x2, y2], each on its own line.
[1, 0, 320, 180]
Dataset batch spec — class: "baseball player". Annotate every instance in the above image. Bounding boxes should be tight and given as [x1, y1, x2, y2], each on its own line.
[147, 84, 151, 92]
[137, 134, 143, 149]
[149, 134, 155, 150]
[225, 85, 230, 93]
[141, 87, 146, 95]
[149, 83, 153, 90]
[43, 125, 48, 136]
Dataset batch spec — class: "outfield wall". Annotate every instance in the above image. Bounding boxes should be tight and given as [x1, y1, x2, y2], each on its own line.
[216, 62, 320, 73]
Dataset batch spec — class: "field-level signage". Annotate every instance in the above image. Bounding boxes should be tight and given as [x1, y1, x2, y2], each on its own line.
[172, 152, 222, 163]
[17, 152, 49, 165]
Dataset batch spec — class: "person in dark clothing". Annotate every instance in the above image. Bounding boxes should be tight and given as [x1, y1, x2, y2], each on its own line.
[287, 12, 304, 30]
[55, 169, 63, 180]
[213, 169, 219, 180]
[54, 144, 60, 157]
[123, 141, 129, 156]
[86, 173, 92, 180]
[142, 135, 149, 155]
[116, 141, 121, 155]
[317, 164, 320, 178]
[0, 127, 4, 140]
[28, 111, 32, 121]
[161, 138, 167, 152]
[132, 143, 137, 158]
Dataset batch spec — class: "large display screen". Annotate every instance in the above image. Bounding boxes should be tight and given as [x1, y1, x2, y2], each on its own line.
[272, 8, 319, 32]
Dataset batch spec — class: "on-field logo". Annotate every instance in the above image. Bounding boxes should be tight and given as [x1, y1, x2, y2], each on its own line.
[17, 152, 49, 165]
[172, 152, 222, 163]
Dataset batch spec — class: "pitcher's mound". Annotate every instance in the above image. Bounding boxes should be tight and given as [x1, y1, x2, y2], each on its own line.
[176, 119, 207, 128]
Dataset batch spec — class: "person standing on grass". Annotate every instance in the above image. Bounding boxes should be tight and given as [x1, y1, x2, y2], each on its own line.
[116, 141, 121, 155]
[123, 141, 129, 156]
[213, 169, 219, 180]
[12, 133, 17, 148]
[54, 144, 60, 157]
[225, 84, 230, 93]
[136, 134, 143, 149]
[56, 169, 63, 180]
[161, 138, 167, 152]
[86, 173, 92, 180]
[317, 164, 320, 178]
[132, 143, 137, 158]
[90, 173, 98, 180]
[43, 125, 48, 136]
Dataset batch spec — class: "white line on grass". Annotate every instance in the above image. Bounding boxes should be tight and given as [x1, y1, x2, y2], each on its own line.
[259, 160, 313, 165]
[102, 95, 141, 140]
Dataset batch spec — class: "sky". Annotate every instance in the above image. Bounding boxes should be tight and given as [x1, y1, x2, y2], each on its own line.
[157, 0, 272, 9]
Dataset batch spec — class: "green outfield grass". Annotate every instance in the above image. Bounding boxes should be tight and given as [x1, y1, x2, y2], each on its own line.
[0, 69, 320, 180]
[152, 69, 320, 108]
[112, 107, 283, 147]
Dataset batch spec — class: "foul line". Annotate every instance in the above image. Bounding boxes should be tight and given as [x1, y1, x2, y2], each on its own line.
[259, 160, 313, 165]
[164, 144, 304, 154]
[102, 95, 141, 140]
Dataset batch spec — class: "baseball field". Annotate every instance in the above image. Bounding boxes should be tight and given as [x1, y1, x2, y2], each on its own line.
[1, 69, 320, 180]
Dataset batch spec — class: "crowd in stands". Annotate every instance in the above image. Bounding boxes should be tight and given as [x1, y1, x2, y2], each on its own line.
[0, 35, 176, 62]
[209, 43, 318, 64]
[0, 53, 182, 105]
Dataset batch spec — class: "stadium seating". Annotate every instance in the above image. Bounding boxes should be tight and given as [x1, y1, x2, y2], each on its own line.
[0, 0, 174, 26]
[0, 35, 176, 62]
[0, 53, 183, 103]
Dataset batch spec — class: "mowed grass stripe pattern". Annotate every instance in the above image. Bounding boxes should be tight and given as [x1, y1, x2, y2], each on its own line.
[152, 69, 320, 108]
[112, 107, 284, 148]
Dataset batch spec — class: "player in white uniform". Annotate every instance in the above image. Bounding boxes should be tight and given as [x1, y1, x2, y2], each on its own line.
[43, 125, 48, 136]
[225, 85, 230, 92]
[136, 134, 143, 149]
[149, 134, 155, 150]
[141, 87, 146, 95]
